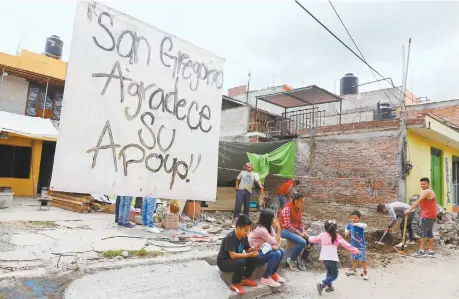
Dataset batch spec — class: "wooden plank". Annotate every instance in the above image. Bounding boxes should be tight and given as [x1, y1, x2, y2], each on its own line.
[50, 197, 86, 207]
[51, 201, 89, 213]
[204, 187, 236, 211]
[49, 192, 91, 204]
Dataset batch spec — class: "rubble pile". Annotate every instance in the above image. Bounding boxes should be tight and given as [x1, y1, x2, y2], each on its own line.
[436, 211, 459, 247]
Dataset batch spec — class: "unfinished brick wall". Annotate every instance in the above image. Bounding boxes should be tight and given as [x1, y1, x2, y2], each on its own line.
[295, 128, 400, 205]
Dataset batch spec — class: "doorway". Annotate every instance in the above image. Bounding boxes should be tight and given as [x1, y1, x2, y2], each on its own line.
[430, 147, 443, 205]
[37, 141, 56, 194]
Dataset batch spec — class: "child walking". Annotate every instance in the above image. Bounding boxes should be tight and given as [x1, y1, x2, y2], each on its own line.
[345, 210, 369, 280]
[308, 220, 360, 295]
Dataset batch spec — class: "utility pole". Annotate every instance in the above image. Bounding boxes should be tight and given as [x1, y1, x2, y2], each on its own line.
[398, 38, 411, 202]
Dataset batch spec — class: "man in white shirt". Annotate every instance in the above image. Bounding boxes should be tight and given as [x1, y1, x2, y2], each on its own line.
[234, 163, 264, 219]
[377, 202, 416, 247]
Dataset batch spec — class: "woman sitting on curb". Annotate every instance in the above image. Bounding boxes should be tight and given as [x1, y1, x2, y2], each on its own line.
[279, 193, 309, 271]
[248, 209, 286, 287]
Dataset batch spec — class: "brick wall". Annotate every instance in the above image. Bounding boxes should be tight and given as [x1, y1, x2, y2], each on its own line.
[298, 119, 399, 136]
[295, 129, 400, 205]
[0, 75, 29, 114]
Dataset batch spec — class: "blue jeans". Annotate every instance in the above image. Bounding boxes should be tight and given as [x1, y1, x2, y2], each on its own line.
[279, 195, 287, 208]
[281, 229, 307, 261]
[234, 190, 252, 219]
[115, 196, 121, 223]
[256, 248, 285, 278]
[322, 260, 338, 287]
[142, 197, 157, 227]
[118, 196, 132, 225]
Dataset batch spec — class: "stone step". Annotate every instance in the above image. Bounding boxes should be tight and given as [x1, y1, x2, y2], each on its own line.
[219, 265, 267, 285]
[228, 282, 285, 299]
[213, 265, 285, 299]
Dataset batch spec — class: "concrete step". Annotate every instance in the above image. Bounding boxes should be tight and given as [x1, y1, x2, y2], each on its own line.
[219, 265, 267, 285]
[228, 282, 285, 299]
[213, 265, 285, 299]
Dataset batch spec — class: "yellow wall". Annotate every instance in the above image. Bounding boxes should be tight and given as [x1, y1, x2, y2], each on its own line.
[0, 50, 67, 80]
[407, 130, 459, 212]
[0, 135, 43, 197]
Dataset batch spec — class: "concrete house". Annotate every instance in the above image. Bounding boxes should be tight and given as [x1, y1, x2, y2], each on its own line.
[0, 38, 66, 197]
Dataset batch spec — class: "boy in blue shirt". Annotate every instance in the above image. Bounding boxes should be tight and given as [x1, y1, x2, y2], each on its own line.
[345, 210, 368, 280]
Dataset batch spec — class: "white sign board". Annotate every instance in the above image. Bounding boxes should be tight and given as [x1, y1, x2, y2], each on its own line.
[51, 1, 224, 201]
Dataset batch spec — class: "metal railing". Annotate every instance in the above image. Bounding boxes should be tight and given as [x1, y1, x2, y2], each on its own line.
[263, 108, 325, 138]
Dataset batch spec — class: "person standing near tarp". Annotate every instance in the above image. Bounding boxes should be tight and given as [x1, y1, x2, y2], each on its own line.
[234, 163, 264, 219]
[278, 179, 300, 208]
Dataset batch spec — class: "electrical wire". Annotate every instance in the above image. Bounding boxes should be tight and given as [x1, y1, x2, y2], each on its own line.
[327, 0, 396, 107]
[294, 0, 411, 104]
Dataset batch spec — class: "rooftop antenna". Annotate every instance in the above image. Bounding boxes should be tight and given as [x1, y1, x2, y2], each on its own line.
[246, 71, 251, 104]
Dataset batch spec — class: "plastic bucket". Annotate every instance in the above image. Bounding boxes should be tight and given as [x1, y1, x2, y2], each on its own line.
[0, 192, 14, 209]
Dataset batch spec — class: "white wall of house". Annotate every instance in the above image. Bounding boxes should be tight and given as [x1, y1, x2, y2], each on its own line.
[0, 75, 29, 115]
[314, 88, 404, 125]
[220, 106, 250, 138]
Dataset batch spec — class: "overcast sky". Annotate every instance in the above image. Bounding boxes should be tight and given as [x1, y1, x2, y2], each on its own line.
[0, 0, 458, 102]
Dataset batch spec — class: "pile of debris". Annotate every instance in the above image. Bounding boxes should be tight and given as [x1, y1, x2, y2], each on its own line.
[436, 210, 459, 246]
[48, 191, 107, 213]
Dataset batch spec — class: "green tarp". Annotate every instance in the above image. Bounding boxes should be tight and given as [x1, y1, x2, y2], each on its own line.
[247, 141, 296, 184]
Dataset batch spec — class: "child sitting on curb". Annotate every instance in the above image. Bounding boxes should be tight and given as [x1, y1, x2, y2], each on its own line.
[308, 220, 360, 295]
[217, 215, 259, 295]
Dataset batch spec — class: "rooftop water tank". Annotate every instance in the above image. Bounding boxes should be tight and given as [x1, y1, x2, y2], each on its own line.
[373, 102, 395, 120]
[44, 35, 63, 60]
[340, 73, 358, 96]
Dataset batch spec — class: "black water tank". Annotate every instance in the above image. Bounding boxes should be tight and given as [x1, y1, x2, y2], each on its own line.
[45, 35, 63, 59]
[374, 102, 395, 120]
[340, 73, 358, 96]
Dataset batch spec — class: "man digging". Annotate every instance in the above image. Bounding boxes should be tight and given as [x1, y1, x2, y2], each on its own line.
[377, 202, 417, 247]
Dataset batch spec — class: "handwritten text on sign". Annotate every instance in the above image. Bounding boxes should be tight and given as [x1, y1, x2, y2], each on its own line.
[50, 1, 224, 201]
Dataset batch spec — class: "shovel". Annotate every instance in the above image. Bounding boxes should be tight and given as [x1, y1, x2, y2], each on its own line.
[375, 229, 389, 245]
[393, 214, 408, 257]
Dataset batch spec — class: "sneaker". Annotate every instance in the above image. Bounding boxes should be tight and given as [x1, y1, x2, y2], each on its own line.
[345, 269, 357, 276]
[426, 251, 435, 258]
[271, 273, 286, 283]
[395, 242, 403, 248]
[261, 276, 281, 287]
[147, 227, 161, 234]
[298, 259, 307, 271]
[118, 223, 135, 228]
[316, 283, 324, 295]
[240, 278, 257, 287]
[362, 272, 369, 280]
[325, 286, 335, 292]
[230, 284, 246, 294]
[406, 240, 416, 245]
[412, 250, 426, 258]
[286, 258, 298, 271]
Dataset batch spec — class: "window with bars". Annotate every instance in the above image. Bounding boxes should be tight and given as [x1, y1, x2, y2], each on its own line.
[26, 83, 64, 120]
[453, 157, 459, 206]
